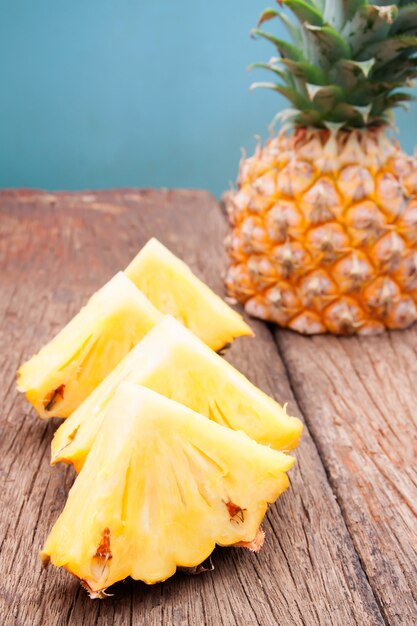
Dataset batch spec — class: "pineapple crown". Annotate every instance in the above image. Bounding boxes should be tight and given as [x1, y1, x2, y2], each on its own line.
[251, 0, 417, 129]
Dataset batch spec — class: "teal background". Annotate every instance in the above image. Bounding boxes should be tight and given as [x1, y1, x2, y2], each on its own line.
[1, 1, 417, 197]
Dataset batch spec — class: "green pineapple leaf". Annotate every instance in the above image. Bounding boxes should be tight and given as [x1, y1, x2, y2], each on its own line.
[329, 102, 370, 126]
[279, 59, 328, 85]
[256, 8, 280, 28]
[347, 59, 376, 78]
[384, 91, 417, 106]
[359, 35, 417, 67]
[305, 24, 351, 65]
[331, 59, 375, 92]
[372, 56, 417, 82]
[306, 84, 345, 107]
[248, 62, 290, 84]
[342, 5, 399, 54]
[390, 4, 417, 35]
[372, 91, 416, 115]
[323, 1, 368, 30]
[251, 29, 305, 62]
[250, 0, 417, 128]
[398, 0, 417, 7]
[280, 0, 324, 27]
[276, 11, 303, 45]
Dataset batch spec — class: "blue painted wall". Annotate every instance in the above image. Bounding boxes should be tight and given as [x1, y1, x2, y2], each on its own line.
[1, 1, 417, 197]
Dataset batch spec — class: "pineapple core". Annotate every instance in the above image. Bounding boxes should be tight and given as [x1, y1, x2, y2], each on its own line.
[42, 383, 294, 594]
[17, 273, 162, 419]
[125, 238, 253, 350]
[52, 315, 302, 471]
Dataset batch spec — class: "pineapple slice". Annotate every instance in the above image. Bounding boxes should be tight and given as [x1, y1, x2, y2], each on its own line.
[17, 273, 162, 419]
[52, 315, 302, 471]
[42, 382, 294, 594]
[124, 238, 252, 350]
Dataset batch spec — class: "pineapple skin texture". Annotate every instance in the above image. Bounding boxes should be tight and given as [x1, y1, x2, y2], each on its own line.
[225, 128, 417, 335]
[42, 383, 294, 593]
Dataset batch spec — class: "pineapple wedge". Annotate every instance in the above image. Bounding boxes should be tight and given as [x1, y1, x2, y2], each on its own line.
[125, 238, 252, 350]
[17, 273, 162, 419]
[52, 316, 302, 471]
[42, 382, 294, 594]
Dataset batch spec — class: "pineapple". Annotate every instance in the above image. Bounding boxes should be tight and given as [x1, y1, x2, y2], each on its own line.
[225, 1, 417, 335]
[42, 383, 294, 595]
[17, 273, 162, 418]
[52, 315, 302, 472]
[125, 238, 252, 349]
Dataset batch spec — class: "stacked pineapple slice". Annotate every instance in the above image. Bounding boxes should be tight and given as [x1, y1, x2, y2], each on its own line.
[126, 238, 252, 350]
[18, 239, 302, 597]
[17, 272, 163, 418]
[18, 240, 252, 417]
[42, 384, 295, 594]
[52, 315, 301, 472]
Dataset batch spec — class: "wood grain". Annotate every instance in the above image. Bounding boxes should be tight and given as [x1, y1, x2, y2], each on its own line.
[0, 189, 391, 625]
[275, 329, 417, 625]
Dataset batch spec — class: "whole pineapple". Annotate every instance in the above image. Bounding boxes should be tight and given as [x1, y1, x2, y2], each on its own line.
[225, 0, 417, 335]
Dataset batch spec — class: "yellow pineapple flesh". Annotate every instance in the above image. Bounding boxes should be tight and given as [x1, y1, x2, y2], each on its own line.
[125, 238, 252, 350]
[226, 128, 417, 335]
[17, 273, 162, 418]
[52, 315, 302, 471]
[41, 382, 294, 594]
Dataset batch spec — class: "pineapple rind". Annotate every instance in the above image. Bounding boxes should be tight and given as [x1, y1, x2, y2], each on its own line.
[225, 128, 417, 334]
[227, 3, 417, 333]
[51, 316, 302, 469]
[17, 273, 162, 418]
[125, 238, 253, 350]
[42, 383, 293, 591]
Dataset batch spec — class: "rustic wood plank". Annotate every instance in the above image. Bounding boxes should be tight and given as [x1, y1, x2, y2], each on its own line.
[0, 189, 384, 626]
[275, 328, 417, 626]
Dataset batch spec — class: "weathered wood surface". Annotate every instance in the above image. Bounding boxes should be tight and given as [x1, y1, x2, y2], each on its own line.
[275, 330, 417, 625]
[0, 189, 414, 626]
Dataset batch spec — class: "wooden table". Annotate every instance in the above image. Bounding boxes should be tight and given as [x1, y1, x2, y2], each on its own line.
[1, 190, 416, 626]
